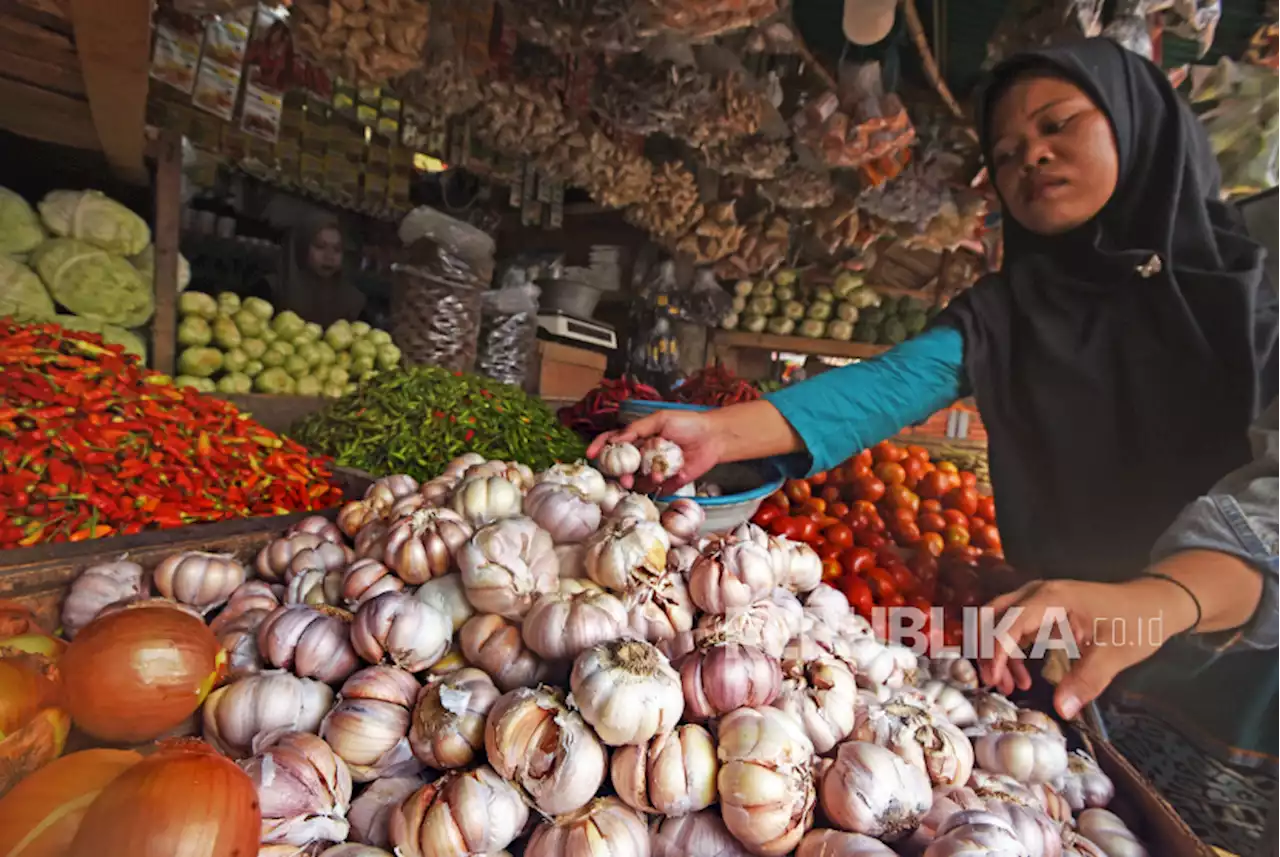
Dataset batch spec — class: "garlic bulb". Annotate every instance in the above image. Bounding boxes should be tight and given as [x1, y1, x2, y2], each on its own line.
[212, 580, 283, 636]
[855, 697, 974, 787]
[61, 559, 146, 638]
[585, 518, 671, 591]
[538, 460, 609, 503]
[458, 613, 548, 692]
[524, 481, 603, 544]
[773, 653, 859, 753]
[921, 651, 980, 690]
[383, 507, 474, 584]
[804, 583, 851, 629]
[153, 550, 246, 612]
[1059, 750, 1115, 811]
[203, 670, 335, 758]
[320, 666, 422, 782]
[820, 740, 932, 840]
[595, 442, 642, 478]
[1031, 783, 1074, 824]
[420, 474, 459, 507]
[924, 811, 1029, 857]
[458, 516, 559, 620]
[242, 730, 352, 846]
[782, 541, 823, 593]
[651, 811, 753, 857]
[351, 592, 452, 672]
[258, 604, 361, 684]
[920, 680, 979, 728]
[525, 797, 649, 857]
[910, 785, 1062, 857]
[1062, 834, 1108, 857]
[658, 498, 706, 545]
[442, 453, 486, 478]
[972, 723, 1069, 785]
[689, 539, 776, 614]
[414, 573, 476, 631]
[571, 639, 684, 746]
[484, 685, 607, 815]
[718, 706, 816, 856]
[600, 480, 629, 514]
[408, 667, 500, 769]
[365, 474, 421, 515]
[354, 521, 389, 559]
[389, 766, 528, 857]
[1076, 809, 1149, 857]
[451, 475, 524, 527]
[625, 570, 696, 643]
[217, 608, 271, 679]
[285, 567, 344, 607]
[968, 771, 1041, 806]
[318, 844, 394, 857]
[389, 494, 430, 521]
[612, 723, 717, 816]
[342, 558, 405, 609]
[556, 542, 589, 579]
[679, 642, 781, 720]
[610, 492, 662, 523]
[639, 437, 685, 482]
[796, 830, 898, 857]
[464, 459, 535, 491]
[696, 591, 798, 658]
[288, 541, 355, 584]
[667, 543, 701, 578]
[287, 514, 346, 545]
[845, 636, 917, 689]
[523, 580, 630, 661]
[348, 775, 427, 848]
[337, 501, 381, 539]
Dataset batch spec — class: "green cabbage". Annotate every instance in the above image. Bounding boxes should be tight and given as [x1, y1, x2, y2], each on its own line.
[325, 366, 349, 386]
[54, 314, 146, 360]
[375, 344, 401, 370]
[212, 316, 242, 350]
[799, 319, 826, 338]
[315, 342, 337, 365]
[217, 292, 242, 315]
[272, 310, 306, 341]
[322, 383, 346, 398]
[826, 319, 854, 341]
[254, 367, 296, 394]
[242, 296, 274, 320]
[244, 359, 264, 377]
[350, 321, 371, 337]
[178, 347, 223, 378]
[831, 271, 864, 300]
[298, 322, 323, 344]
[742, 314, 768, 333]
[273, 339, 295, 356]
[223, 348, 249, 374]
[178, 316, 212, 347]
[351, 354, 375, 374]
[766, 317, 795, 335]
[261, 346, 288, 369]
[296, 375, 323, 396]
[232, 309, 266, 338]
[296, 342, 323, 367]
[175, 375, 207, 390]
[335, 351, 352, 368]
[807, 301, 833, 321]
[216, 373, 253, 394]
[129, 245, 191, 292]
[0, 256, 55, 321]
[324, 319, 353, 351]
[781, 300, 805, 321]
[179, 291, 218, 320]
[38, 190, 150, 256]
[836, 301, 859, 323]
[367, 329, 392, 346]
[0, 188, 44, 256]
[30, 238, 153, 326]
[241, 338, 267, 359]
[350, 339, 378, 361]
[721, 312, 739, 330]
[284, 354, 310, 377]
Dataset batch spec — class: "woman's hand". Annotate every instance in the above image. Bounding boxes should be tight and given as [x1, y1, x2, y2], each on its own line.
[978, 576, 1199, 721]
[586, 410, 725, 494]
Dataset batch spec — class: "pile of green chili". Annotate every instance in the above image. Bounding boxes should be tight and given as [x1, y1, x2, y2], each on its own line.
[289, 366, 587, 482]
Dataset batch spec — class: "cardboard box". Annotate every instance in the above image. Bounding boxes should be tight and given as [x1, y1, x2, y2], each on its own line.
[535, 341, 606, 400]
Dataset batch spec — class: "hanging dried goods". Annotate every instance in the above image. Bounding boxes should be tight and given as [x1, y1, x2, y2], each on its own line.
[700, 134, 791, 179]
[625, 162, 703, 240]
[645, 0, 780, 40]
[676, 200, 748, 265]
[714, 211, 791, 279]
[291, 0, 429, 85]
[761, 165, 838, 210]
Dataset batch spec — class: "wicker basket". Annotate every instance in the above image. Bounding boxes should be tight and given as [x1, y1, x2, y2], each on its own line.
[391, 264, 484, 372]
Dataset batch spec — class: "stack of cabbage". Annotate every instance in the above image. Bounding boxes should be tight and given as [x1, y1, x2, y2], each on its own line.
[723, 269, 884, 341]
[176, 291, 402, 396]
[0, 187, 190, 360]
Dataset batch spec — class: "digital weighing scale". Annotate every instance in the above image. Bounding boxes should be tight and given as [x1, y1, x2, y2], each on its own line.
[537, 311, 618, 351]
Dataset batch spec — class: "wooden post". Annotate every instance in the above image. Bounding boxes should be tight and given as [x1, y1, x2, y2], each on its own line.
[151, 130, 182, 377]
[69, 0, 151, 182]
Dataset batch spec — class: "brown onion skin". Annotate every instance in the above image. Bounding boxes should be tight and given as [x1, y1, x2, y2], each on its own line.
[67, 740, 260, 857]
[60, 606, 225, 743]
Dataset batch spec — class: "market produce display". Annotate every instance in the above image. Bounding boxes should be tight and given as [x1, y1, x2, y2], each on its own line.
[556, 378, 663, 437]
[752, 441, 1014, 648]
[176, 291, 401, 396]
[0, 320, 345, 549]
[291, 366, 586, 481]
[0, 451, 1149, 857]
[671, 365, 762, 407]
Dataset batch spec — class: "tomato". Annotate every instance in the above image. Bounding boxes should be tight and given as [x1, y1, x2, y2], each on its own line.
[873, 462, 907, 486]
[918, 512, 947, 534]
[894, 522, 922, 546]
[887, 563, 916, 597]
[769, 516, 802, 540]
[943, 487, 980, 517]
[943, 622, 965, 648]
[942, 525, 971, 550]
[768, 489, 790, 510]
[823, 523, 854, 550]
[794, 517, 819, 543]
[828, 501, 850, 520]
[821, 558, 843, 582]
[841, 546, 877, 576]
[866, 515, 887, 535]
[871, 441, 907, 464]
[852, 475, 886, 503]
[856, 528, 887, 551]
[902, 456, 926, 489]
[917, 471, 952, 500]
[921, 498, 943, 514]
[841, 575, 874, 618]
[887, 507, 916, 531]
[818, 543, 844, 562]
[845, 512, 870, 533]
[977, 495, 997, 523]
[973, 524, 1002, 551]
[810, 471, 828, 486]
[919, 531, 945, 558]
[935, 461, 959, 475]
[851, 461, 873, 481]
[944, 544, 984, 564]
[960, 471, 979, 489]
[753, 504, 784, 527]
[864, 567, 899, 600]
[820, 485, 842, 505]
[906, 595, 935, 638]
[907, 445, 931, 463]
[879, 591, 907, 609]
[884, 485, 921, 514]
[811, 536, 828, 551]
[797, 498, 827, 516]
[968, 516, 987, 532]
[784, 479, 812, 504]
[942, 509, 971, 528]
[855, 449, 874, 469]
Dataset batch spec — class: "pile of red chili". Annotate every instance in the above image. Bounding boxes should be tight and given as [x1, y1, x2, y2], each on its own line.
[671, 365, 761, 407]
[557, 377, 662, 436]
[0, 320, 345, 549]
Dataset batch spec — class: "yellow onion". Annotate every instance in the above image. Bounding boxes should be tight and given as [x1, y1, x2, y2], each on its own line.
[611, 724, 717, 816]
[285, 567, 344, 607]
[408, 667, 499, 769]
[153, 551, 247, 613]
[678, 642, 781, 721]
[320, 666, 421, 782]
[774, 652, 859, 753]
[241, 731, 352, 847]
[458, 613, 547, 692]
[257, 533, 328, 583]
[203, 670, 334, 759]
[484, 686, 606, 815]
[383, 507, 474, 585]
[594, 443, 641, 479]
[972, 723, 1068, 785]
[570, 638, 684, 746]
[414, 574, 475, 631]
[451, 475, 524, 527]
[625, 569, 696, 644]
[537, 460, 608, 503]
[584, 518, 670, 592]
[523, 580, 629, 661]
[351, 593, 451, 672]
[342, 558, 405, 609]
[639, 437, 684, 482]
[388, 766, 528, 857]
[60, 560, 145, 639]
[338, 501, 382, 540]
[348, 775, 428, 848]
[211, 581, 282, 636]
[651, 810, 753, 857]
[0, 653, 69, 796]
[525, 797, 649, 857]
[258, 605, 360, 684]
[524, 481, 603, 544]
[820, 740, 932, 840]
[287, 542, 354, 584]
[923, 811, 1027, 857]
[286, 515, 346, 545]
[855, 696, 974, 787]
[796, 830, 898, 856]
[717, 706, 816, 856]
[609, 492, 661, 524]
[689, 540, 776, 614]
[457, 517, 558, 620]
[660, 498, 705, 545]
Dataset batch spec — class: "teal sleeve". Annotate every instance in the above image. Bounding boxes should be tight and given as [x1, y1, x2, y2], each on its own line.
[763, 326, 966, 477]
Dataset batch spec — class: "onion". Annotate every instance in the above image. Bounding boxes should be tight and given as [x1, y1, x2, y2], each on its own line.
[523, 580, 630, 661]
[320, 666, 421, 782]
[388, 766, 528, 857]
[524, 797, 649, 857]
[611, 723, 718, 816]
[342, 558, 405, 609]
[382, 507, 474, 584]
[153, 551, 247, 613]
[242, 731, 352, 846]
[60, 605, 224, 743]
[203, 670, 334, 759]
[457, 516, 559, 620]
[408, 667, 499, 769]
[458, 613, 548, 692]
[0, 653, 67, 790]
[258, 605, 360, 684]
[67, 740, 260, 857]
[0, 601, 42, 637]
[348, 775, 427, 848]
[60, 561, 145, 639]
[651, 810, 753, 857]
[0, 749, 141, 857]
[660, 498, 706, 545]
[678, 642, 781, 721]
[287, 514, 346, 544]
[351, 593, 451, 672]
[717, 706, 816, 856]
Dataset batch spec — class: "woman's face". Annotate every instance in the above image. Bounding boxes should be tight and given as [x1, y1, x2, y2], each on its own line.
[307, 226, 343, 278]
[988, 74, 1119, 236]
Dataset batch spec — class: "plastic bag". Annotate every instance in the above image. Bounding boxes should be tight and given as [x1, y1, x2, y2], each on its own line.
[392, 238, 487, 372]
[398, 205, 496, 280]
[477, 269, 540, 387]
[682, 268, 734, 326]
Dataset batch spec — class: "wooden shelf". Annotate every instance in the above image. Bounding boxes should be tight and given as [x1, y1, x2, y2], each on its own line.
[709, 329, 890, 360]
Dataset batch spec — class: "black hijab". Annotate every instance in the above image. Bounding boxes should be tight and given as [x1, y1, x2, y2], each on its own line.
[939, 38, 1277, 583]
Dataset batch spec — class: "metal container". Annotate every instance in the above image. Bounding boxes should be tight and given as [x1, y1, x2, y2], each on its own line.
[538, 276, 606, 318]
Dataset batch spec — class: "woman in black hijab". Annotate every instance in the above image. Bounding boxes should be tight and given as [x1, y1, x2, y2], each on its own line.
[594, 38, 1277, 852]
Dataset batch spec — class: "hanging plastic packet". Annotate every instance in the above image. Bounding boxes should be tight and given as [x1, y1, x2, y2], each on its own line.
[478, 268, 541, 387]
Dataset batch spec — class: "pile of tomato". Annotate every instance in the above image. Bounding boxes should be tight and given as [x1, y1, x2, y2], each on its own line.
[752, 440, 1019, 649]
